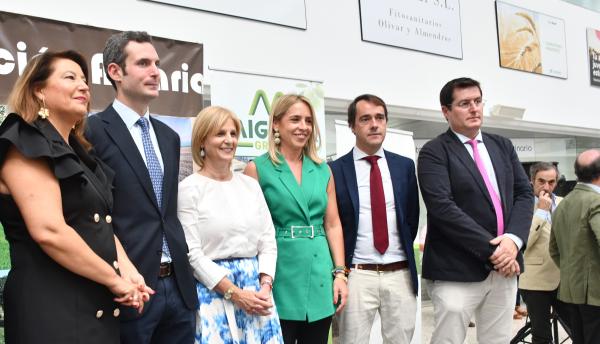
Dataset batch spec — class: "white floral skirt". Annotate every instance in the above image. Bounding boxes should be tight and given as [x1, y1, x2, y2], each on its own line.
[195, 257, 284, 344]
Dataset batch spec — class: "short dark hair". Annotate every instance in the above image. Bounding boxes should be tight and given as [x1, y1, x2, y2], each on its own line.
[575, 153, 600, 183]
[103, 31, 153, 89]
[439, 77, 483, 108]
[530, 162, 559, 181]
[347, 94, 388, 127]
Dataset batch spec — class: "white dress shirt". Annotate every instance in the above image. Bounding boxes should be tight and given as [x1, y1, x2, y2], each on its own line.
[177, 173, 278, 289]
[112, 99, 164, 172]
[351, 146, 406, 264]
[534, 194, 558, 224]
[583, 182, 600, 194]
[452, 130, 523, 249]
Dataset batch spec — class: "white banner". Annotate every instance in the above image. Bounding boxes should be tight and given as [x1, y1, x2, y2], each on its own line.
[359, 0, 463, 58]
[210, 68, 325, 158]
[143, 0, 307, 29]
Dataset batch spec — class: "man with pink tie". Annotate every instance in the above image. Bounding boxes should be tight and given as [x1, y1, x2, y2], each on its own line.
[418, 77, 533, 344]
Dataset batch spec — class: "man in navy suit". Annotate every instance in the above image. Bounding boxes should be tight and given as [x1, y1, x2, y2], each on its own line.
[330, 94, 419, 343]
[86, 31, 197, 344]
[418, 77, 533, 344]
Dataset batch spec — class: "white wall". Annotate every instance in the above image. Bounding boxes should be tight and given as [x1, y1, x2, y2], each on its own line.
[2, 0, 599, 129]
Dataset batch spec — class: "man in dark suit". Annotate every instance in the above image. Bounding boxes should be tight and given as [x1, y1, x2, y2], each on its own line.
[86, 31, 197, 344]
[330, 94, 419, 343]
[418, 77, 533, 344]
[550, 149, 600, 344]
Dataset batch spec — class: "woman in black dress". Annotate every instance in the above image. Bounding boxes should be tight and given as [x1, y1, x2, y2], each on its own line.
[0, 51, 152, 343]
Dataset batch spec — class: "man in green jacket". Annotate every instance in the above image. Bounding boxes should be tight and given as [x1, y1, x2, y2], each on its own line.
[550, 149, 600, 344]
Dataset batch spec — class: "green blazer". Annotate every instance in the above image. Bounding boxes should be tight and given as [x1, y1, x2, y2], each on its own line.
[550, 183, 600, 306]
[254, 153, 335, 322]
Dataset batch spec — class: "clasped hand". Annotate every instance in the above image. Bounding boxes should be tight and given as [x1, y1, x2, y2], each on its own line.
[110, 273, 154, 314]
[232, 286, 273, 316]
[489, 236, 520, 278]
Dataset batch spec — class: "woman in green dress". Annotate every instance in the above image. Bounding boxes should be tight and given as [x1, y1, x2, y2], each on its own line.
[244, 94, 348, 344]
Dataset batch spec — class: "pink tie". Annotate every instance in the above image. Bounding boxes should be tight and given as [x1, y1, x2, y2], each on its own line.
[467, 139, 504, 236]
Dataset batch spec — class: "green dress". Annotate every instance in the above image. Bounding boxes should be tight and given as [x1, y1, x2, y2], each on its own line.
[254, 153, 335, 322]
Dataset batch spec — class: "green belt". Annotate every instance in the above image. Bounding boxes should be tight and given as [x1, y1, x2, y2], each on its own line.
[275, 225, 325, 239]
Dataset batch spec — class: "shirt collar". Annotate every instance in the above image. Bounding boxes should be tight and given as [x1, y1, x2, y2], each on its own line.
[582, 182, 600, 194]
[112, 99, 150, 130]
[452, 129, 482, 145]
[353, 146, 385, 161]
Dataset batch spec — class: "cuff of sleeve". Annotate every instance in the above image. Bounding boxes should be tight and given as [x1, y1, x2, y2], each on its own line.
[504, 233, 524, 250]
[535, 208, 551, 221]
[189, 254, 230, 290]
[258, 254, 277, 280]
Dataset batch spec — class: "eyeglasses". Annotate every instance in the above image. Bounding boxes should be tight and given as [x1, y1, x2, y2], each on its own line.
[450, 98, 486, 109]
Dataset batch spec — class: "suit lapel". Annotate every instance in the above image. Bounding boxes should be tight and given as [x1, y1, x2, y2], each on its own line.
[152, 117, 174, 213]
[443, 130, 494, 207]
[101, 106, 160, 212]
[277, 156, 311, 223]
[384, 151, 404, 214]
[301, 156, 316, 206]
[340, 151, 360, 224]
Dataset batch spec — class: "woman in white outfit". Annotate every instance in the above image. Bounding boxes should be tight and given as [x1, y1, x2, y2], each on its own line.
[177, 106, 283, 344]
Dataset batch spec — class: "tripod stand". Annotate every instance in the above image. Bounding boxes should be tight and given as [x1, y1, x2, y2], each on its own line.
[510, 308, 571, 344]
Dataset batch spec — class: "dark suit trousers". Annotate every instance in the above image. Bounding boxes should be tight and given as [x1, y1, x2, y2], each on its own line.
[520, 289, 558, 344]
[564, 302, 600, 344]
[120, 275, 195, 344]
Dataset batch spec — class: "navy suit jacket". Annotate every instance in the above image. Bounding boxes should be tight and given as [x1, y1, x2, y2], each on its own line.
[330, 149, 420, 295]
[417, 129, 533, 282]
[86, 105, 198, 319]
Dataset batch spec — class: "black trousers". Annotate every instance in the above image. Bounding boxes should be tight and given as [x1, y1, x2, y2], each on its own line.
[564, 302, 600, 344]
[520, 288, 558, 344]
[280, 316, 332, 344]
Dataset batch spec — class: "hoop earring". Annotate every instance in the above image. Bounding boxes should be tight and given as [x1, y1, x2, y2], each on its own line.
[200, 147, 205, 157]
[273, 128, 281, 145]
[38, 98, 50, 119]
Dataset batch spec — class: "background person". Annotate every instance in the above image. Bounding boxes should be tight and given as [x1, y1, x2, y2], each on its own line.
[550, 149, 600, 344]
[519, 162, 562, 344]
[0, 50, 150, 344]
[177, 106, 283, 343]
[245, 94, 348, 344]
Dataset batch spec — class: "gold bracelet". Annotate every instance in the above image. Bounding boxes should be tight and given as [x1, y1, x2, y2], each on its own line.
[334, 274, 348, 282]
[260, 280, 273, 290]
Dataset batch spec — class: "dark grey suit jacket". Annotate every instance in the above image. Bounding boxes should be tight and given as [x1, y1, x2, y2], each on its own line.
[418, 129, 533, 282]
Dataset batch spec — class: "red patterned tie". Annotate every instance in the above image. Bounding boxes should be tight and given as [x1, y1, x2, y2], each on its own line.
[363, 156, 389, 254]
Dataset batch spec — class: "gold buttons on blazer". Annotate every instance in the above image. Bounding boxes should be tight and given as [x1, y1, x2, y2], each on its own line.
[93, 213, 100, 223]
[112, 261, 119, 270]
[96, 310, 104, 319]
[113, 308, 120, 317]
[105, 215, 112, 224]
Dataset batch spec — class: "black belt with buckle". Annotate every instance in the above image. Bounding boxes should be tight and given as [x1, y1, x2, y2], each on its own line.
[159, 262, 173, 278]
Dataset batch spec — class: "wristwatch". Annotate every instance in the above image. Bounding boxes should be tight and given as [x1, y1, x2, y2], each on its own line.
[224, 286, 235, 300]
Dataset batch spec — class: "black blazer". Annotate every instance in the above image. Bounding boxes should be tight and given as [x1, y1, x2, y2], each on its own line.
[86, 105, 198, 319]
[417, 129, 533, 282]
[330, 149, 420, 294]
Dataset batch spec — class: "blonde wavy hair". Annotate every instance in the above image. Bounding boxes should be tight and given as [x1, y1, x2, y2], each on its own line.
[191, 106, 241, 168]
[267, 94, 322, 165]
